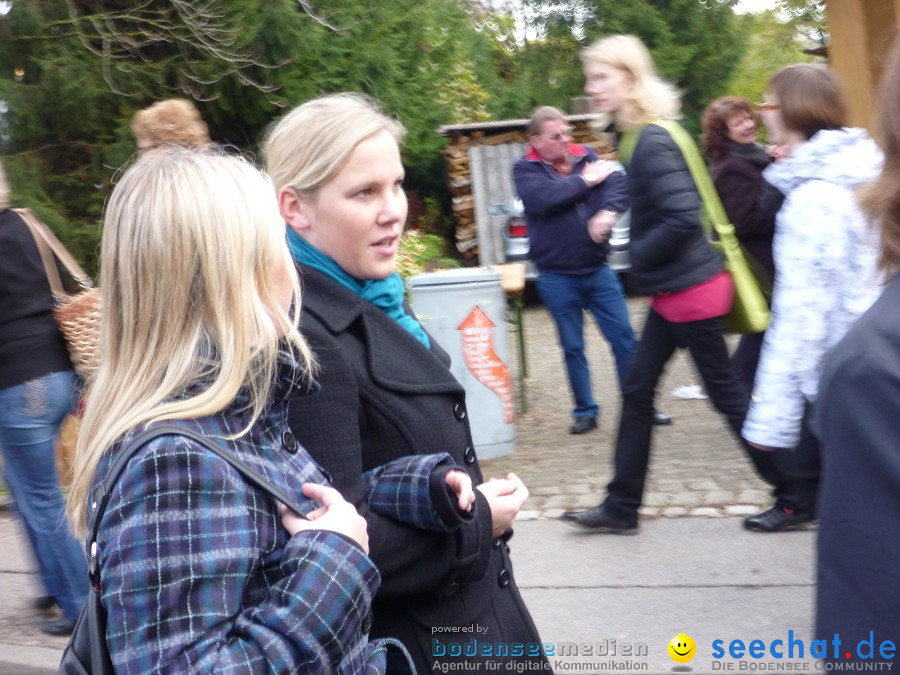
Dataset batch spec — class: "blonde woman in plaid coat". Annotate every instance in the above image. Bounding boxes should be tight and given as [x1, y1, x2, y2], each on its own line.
[66, 148, 475, 674]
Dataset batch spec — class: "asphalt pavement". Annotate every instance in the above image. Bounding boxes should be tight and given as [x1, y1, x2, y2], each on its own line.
[0, 299, 823, 674]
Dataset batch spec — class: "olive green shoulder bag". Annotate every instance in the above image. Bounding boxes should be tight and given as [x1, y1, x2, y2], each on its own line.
[620, 121, 770, 334]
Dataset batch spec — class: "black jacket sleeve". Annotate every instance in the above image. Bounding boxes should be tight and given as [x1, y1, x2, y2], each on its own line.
[288, 324, 492, 598]
[631, 126, 703, 269]
[758, 179, 785, 227]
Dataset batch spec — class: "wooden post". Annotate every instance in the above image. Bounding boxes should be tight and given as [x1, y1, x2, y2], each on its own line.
[825, 0, 898, 132]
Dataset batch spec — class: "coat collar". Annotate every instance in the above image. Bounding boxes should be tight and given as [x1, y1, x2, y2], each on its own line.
[524, 142, 589, 162]
[297, 265, 464, 395]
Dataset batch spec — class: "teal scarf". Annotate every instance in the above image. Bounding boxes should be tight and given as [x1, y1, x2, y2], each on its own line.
[287, 230, 430, 349]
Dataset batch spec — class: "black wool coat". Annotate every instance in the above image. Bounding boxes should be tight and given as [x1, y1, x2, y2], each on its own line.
[287, 265, 547, 674]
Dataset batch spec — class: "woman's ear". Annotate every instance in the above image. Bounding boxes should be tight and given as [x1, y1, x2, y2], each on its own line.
[279, 187, 310, 233]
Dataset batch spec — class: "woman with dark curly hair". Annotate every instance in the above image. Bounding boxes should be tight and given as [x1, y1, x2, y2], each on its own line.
[700, 96, 783, 391]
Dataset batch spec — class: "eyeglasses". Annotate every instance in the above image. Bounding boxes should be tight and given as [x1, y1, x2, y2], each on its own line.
[545, 126, 575, 141]
[755, 102, 779, 112]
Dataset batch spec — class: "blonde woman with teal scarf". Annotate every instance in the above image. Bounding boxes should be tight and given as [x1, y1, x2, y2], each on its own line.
[265, 93, 549, 675]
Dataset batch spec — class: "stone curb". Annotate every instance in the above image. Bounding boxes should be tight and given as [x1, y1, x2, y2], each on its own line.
[0, 494, 768, 521]
[536, 504, 766, 521]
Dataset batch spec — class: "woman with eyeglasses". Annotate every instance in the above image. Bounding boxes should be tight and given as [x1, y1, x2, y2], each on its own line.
[740, 63, 883, 532]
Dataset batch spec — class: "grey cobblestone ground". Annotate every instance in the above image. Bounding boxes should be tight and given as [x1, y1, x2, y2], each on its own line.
[480, 297, 772, 520]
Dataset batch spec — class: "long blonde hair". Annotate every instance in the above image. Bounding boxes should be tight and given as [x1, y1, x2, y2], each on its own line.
[263, 92, 405, 195]
[581, 35, 681, 132]
[67, 148, 313, 536]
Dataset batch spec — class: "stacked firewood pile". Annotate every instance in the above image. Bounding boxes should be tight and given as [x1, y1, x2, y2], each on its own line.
[440, 120, 613, 261]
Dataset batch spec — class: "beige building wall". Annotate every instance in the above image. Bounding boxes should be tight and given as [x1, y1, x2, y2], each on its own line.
[825, 0, 898, 131]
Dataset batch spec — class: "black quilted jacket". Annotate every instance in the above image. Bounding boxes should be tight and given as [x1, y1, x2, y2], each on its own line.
[622, 123, 722, 294]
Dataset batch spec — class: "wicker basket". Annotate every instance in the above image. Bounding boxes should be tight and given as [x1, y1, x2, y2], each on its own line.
[14, 208, 101, 379]
[53, 287, 101, 379]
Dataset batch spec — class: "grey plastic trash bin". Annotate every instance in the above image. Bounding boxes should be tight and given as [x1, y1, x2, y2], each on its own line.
[406, 267, 515, 459]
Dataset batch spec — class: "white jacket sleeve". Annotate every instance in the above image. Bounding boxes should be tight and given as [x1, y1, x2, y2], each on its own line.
[742, 181, 853, 448]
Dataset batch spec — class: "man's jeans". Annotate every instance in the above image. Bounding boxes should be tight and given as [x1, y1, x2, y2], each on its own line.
[536, 266, 635, 420]
[0, 370, 87, 620]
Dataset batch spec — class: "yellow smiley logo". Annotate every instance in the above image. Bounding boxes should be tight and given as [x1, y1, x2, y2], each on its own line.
[668, 633, 696, 663]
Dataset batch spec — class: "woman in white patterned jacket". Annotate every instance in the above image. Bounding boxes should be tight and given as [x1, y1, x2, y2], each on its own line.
[741, 63, 883, 533]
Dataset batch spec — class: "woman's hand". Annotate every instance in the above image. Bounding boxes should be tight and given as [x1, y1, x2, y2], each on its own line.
[281, 483, 369, 554]
[587, 210, 617, 243]
[580, 160, 616, 187]
[476, 472, 529, 538]
[765, 144, 788, 162]
[446, 470, 476, 513]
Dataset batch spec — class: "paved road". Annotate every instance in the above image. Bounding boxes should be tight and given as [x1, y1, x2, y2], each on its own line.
[0, 300, 814, 674]
[0, 509, 71, 673]
[0, 512, 818, 675]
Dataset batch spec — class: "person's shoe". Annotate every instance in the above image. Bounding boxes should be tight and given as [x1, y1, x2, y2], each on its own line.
[561, 505, 638, 534]
[33, 596, 56, 611]
[40, 617, 76, 636]
[652, 410, 673, 426]
[569, 416, 597, 434]
[743, 505, 815, 533]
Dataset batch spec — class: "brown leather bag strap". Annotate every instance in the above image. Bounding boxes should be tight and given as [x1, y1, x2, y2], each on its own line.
[13, 208, 93, 296]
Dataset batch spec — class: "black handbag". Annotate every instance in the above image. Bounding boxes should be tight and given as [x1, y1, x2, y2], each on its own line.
[59, 424, 309, 674]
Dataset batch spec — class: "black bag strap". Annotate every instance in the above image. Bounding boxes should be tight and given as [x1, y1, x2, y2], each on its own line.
[87, 423, 308, 583]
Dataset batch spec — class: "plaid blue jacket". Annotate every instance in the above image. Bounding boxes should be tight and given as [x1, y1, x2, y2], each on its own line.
[93, 368, 458, 674]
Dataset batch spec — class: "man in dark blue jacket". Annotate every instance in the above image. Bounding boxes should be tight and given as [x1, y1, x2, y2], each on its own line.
[513, 106, 670, 433]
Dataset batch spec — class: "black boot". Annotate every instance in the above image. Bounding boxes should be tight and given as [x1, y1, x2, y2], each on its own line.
[561, 505, 638, 534]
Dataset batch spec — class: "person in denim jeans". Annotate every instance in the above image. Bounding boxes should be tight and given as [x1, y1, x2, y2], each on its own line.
[0, 161, 87, 636]
[513, 105, 671, 434]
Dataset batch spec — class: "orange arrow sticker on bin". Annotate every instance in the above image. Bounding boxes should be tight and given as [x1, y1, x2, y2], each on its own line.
[457, 306, 514, 423]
